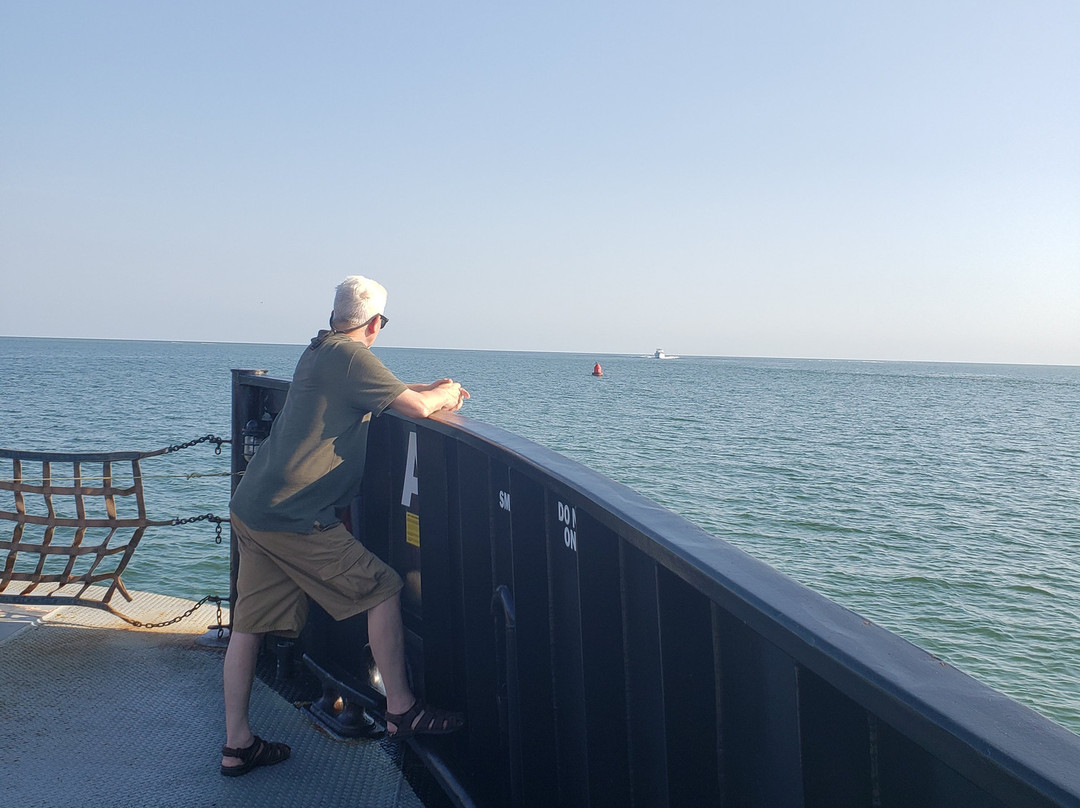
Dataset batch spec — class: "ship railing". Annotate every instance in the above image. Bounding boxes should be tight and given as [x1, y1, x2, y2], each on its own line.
[233, 369, 1080, 808]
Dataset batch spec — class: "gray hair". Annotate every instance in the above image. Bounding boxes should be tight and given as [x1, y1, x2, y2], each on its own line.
[330, 275, 388, 331]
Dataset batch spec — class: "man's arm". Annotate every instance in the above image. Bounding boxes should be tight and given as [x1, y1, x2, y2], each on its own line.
[389, 380, 469, 419]
[405, 379, 450, 392]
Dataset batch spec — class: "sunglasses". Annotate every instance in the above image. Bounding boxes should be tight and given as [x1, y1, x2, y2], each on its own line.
[364, 313, 389, 330]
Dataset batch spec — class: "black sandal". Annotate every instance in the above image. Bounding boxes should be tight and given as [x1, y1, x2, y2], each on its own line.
[384, 699, 464, 739]
[220, 735, 291, 777]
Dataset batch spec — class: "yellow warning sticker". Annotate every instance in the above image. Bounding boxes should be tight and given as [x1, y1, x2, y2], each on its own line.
[405, 512, 421, 548]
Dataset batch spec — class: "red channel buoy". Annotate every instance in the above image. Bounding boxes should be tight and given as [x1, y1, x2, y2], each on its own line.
[592, 362, 603, 377]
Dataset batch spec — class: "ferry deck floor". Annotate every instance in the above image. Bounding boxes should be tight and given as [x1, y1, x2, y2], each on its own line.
[0, 590, 440, 808]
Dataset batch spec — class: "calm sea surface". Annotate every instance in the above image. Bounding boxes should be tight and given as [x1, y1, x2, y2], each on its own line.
[2, 337, 1078, 734]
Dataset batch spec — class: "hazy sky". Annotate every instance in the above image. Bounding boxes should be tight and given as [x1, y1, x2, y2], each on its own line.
[2, 2, 1077, 364]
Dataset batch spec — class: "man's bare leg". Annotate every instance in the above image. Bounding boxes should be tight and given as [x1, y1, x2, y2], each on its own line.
[367, 592, 415, 733]
[221, 630, 263, 767]
[367, 592, 462, 736]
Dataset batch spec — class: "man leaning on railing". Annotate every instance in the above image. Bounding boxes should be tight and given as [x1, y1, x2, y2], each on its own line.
[220, 275, 469, 777]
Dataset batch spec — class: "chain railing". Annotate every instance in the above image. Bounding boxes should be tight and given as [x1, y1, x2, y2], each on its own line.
[111, 594, 226, 634]
[172, 513, 229, 544]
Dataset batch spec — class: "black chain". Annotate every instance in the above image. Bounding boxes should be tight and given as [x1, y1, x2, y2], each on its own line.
[164, 434, 231, 455]
[113, 594, 225, 630]
[173, 513, 229, 543]
[116, 437, 232, 629]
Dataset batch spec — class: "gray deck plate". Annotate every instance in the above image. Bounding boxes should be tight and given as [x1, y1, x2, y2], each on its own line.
[0, 590, 427, 808]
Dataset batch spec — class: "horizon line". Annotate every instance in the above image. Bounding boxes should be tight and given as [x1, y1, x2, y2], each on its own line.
[1, 334, 1077, 369]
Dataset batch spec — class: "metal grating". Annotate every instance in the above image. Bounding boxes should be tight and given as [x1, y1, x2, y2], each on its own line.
[0, 590, 432, 808]
[0, 448, 171, 612]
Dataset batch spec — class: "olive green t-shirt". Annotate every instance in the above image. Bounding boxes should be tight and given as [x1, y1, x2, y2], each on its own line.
[230, 331, 408, 533]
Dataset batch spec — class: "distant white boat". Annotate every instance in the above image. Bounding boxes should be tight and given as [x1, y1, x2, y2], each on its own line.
[651, 348, 678, 359]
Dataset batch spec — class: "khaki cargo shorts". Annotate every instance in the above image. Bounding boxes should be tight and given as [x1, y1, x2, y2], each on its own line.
[230, 512, 403, 638]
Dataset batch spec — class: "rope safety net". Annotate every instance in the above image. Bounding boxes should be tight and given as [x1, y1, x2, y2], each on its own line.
[0, 438, 229, 624]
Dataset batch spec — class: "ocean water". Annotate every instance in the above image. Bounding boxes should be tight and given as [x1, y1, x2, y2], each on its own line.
[2, 337, 1078, 735]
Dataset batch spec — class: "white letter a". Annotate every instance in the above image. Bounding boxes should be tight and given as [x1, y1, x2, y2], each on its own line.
[401, 431, 419, 508]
